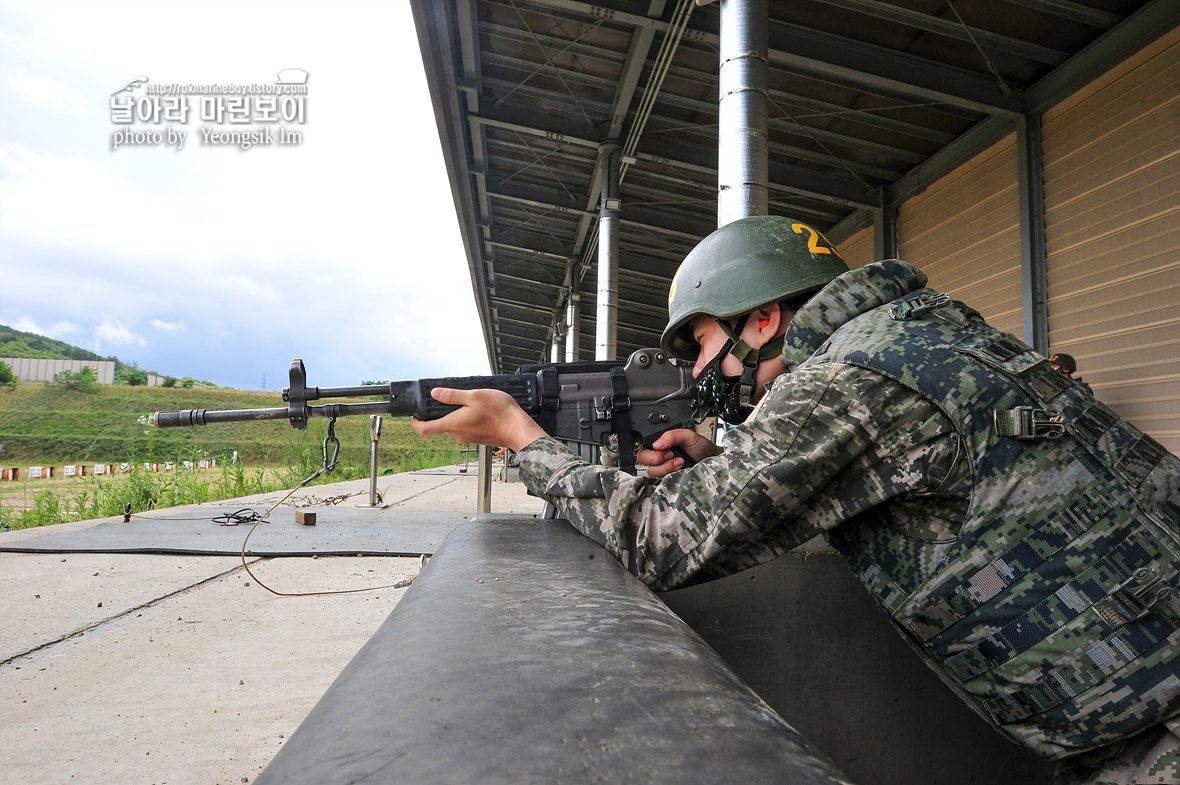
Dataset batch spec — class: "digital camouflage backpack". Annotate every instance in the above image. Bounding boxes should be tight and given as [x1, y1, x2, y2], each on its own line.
[813, 266, 1180, 759]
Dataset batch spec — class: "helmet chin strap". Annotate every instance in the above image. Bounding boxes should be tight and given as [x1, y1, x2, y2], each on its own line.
[713, 315, 786, 410]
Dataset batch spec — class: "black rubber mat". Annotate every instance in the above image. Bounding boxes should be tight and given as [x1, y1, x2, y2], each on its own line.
[255, 516, 853, 785]
[0, 507, 478, 556]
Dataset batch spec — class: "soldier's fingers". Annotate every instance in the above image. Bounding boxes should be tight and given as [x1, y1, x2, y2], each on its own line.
[429, 387, 467, 405]
[651, 428, 699, 452]
[637, 448, 674, 465]
[411, 416, 442, 437]
[643, 458, 685, 479]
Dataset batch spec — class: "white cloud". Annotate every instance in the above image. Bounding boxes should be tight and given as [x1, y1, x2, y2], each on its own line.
[6, 68, 88, 114]
[47, 320, 77, 337]
[95, 320, 144, 347]
[10, 316, 44, 335]
[0, 0, 488, 388]
[6, 316, 76, 340]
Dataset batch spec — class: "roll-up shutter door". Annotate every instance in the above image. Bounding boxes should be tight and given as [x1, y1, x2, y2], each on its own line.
[836, 225, 874, 270]
[1041, 26, 1180, 453]
[897, 134, 1022, 336]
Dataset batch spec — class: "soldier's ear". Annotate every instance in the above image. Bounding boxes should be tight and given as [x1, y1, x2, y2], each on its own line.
[748, 304, 782, 346]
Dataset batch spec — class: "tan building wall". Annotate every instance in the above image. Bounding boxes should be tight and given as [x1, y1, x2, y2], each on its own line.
[897, 133, 1023, 337]
[1041, 25, 1180, 453]
[836, 224, 875, 270]
[0, 357, 116, 385]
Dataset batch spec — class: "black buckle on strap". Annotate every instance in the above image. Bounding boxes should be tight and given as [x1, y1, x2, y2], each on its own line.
[1107, 567, 1173, 623]
[608, 366, 636, 476]
[993, 407, 1066, 440]
[889, 292, 952, 320]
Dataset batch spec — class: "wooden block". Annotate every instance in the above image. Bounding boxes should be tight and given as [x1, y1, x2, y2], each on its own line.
[295, 510, 317, 526]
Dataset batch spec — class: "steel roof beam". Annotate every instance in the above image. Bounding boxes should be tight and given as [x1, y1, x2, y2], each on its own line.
[482, 51, 622, 95]
[825, 208, 873, 247]
[514, 0, 1027, 116]
[479, 20, 628, 70]
[481, 75, 616, 119]
[661, 62, 960, 144]
[490, 294, 560, 314]
[471, 112, 602, 151]
[646, 92, 921, 172]
[484, 238, 571, 261]
[491, 300, 559, 318]
[472, 110, 879, 208]
[503, 0, 665, 31]
[493, 312, 555, 331]
[485, 188, 706, 243]
[411, 0, 499, 370]
[997, 0, 1121, 30]
[882, 0, 1178, 208]
[606, 2, 665, 139]
[762, 20, 1027, 118]
[642, 133, 881, 209]
[495, 335, 543, 352]
[884, 114, 1014, 207]
[492, 251, 568, 277]
[456, 0, 496, 282]
[491, 214, 580, 245]
[624, 150, 855, 226]
[1024, 0, 1179, 115]
[809, 0, 1068, 65]
[620, 172, 845, 226]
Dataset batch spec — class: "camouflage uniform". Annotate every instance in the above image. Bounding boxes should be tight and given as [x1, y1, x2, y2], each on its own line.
[1053, 717, 1180, 784]
[519, 260, 1180, 780]
[519, 265, 961, 593]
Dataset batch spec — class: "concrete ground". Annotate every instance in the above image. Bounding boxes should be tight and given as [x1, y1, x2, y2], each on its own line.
[1, 465, 544, 785]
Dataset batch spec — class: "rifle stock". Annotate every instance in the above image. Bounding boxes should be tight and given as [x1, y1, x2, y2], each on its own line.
[152, 348, 700, 454]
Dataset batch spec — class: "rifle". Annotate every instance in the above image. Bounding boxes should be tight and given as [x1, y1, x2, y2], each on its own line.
[152, 348, 702, 473]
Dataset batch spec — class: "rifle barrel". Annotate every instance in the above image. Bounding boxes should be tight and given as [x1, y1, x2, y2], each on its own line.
[152, 374, 535, 428]
[153, 401, 396, 428]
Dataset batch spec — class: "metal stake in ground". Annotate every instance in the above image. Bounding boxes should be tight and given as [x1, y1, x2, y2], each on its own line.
[357, 415, 388, 509]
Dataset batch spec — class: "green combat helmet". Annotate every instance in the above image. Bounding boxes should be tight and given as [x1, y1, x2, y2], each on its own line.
[661, 215, 849, 422]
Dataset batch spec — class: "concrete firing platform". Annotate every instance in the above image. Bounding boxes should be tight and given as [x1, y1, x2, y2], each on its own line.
[0, 465, 544, 785]
[256, 517, 853, 785]
[0, 463, 528, 558]
[0, 507, 469, 557]
[1, 461, 1056, 785]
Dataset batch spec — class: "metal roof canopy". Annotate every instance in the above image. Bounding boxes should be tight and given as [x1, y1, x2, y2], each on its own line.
[412, 0, 1178, 374]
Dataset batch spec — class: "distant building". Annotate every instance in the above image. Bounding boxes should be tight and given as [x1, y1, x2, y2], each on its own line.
[0, 358, 116, 385]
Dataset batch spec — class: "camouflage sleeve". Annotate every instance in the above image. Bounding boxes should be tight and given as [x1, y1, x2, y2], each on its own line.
[518, 362, 960, 592]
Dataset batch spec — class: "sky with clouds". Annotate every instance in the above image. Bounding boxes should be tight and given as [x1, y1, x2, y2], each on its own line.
[0, 0, 489, 391]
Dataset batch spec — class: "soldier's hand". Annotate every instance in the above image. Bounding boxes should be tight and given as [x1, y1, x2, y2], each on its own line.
[638, 428, 723, 479]
[411, 388, 547, 452]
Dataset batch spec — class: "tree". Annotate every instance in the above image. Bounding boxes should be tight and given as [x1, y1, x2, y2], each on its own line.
[116, 363, 147, 386]
[0, 360, 16, 390]
[162, 376, 177, 387]
[53, 366, 99, 393]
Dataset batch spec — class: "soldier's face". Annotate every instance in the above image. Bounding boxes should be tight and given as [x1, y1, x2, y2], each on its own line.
[690, 316, 745, 379]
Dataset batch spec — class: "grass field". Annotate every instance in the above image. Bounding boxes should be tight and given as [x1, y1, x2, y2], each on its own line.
[0, 383, 468, 529]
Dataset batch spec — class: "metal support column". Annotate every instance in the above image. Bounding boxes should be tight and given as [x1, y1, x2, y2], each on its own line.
[873, 203, 898, 261]
[1017, 114, 1049, 354]
[476, 445, 492, 514]
[717, 0, 769, 227]
[565, 286, 581, 363]
[356, 415, 388, 508]
[596, 140, 623, 361]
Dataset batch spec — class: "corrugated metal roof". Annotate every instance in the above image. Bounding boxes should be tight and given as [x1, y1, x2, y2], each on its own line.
[412, 0, 1177, 372]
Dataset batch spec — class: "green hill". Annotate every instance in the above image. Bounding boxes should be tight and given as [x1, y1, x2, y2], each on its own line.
[0, 384, 460, 471]
[0, 324, 117, 365]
